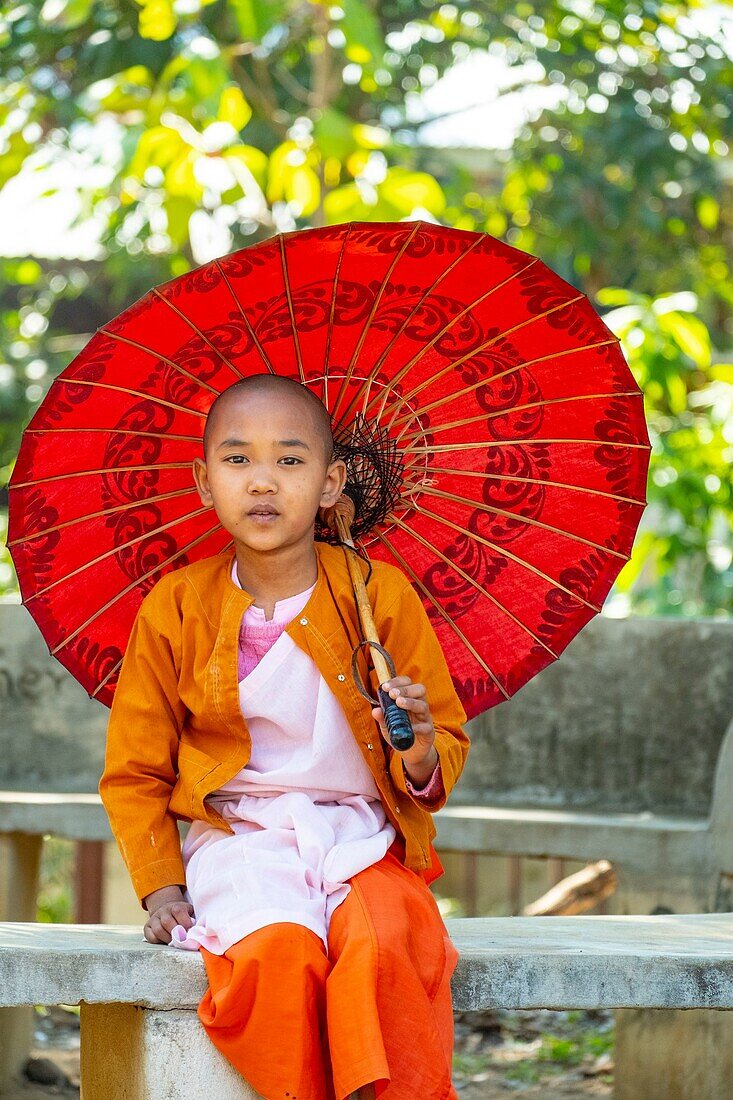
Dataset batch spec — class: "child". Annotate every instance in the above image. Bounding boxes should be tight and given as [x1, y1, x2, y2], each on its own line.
[98, 373, 470, 1100]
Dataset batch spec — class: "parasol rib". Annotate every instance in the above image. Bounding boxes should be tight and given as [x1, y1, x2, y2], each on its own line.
[213, 258, 277, 376]
[351, 235, 484, 427]
[279, 235, 306, 385]
[330, 222, 422, 425]
[396, 391, 644, 447]
[151, 288, 243, 379]
[44, 377, 206, 423]
[362, 257, 542, 428]
[406, 438, 651, 454]
[400, 461, 647, 507]
[410, 483, 630, 560]
[384, 292, 588, 434]
[386, 513, 563, 657]
[23, 507, 212, 602]
[9, 461, 196, 489]
[387, 340, 619, 431]
[400, 499, 604, 613]
[336, 232, 485, 428]
[7, 485, 201, 547]
[372, 527, 510, 700]
[321, 223, 353, 412]
[20, 427, 202, 443]
[50, 523, 226, 659]
[97, 329, 220, 395]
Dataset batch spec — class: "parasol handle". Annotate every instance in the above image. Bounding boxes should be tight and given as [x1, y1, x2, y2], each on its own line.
[321, 496, 415, 752]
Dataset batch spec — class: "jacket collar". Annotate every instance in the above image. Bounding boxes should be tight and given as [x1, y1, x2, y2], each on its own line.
[223, 541, 330, 618]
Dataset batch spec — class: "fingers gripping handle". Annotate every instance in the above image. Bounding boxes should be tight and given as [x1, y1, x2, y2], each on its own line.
[377, 684, 415, 752]
[350, 638, 416, 752]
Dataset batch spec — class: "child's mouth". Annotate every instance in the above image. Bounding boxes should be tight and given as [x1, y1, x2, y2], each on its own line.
[247, 511, 280, 523]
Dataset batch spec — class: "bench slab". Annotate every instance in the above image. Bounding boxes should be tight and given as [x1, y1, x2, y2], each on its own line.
[2, 914, 733, 1011]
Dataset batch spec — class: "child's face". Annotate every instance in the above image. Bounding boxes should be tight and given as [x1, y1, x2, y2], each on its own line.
[192, 390, 346, 556]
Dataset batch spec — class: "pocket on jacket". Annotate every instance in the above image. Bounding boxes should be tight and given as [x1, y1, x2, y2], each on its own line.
[177, 741, 218, 771]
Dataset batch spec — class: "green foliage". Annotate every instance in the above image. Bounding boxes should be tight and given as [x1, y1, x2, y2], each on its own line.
[0, 0, 731, 614]
[36, 838, 74, 924]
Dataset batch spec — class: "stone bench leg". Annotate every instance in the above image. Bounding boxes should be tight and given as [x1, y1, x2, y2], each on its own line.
[615, 1008, 733, 1100]
[0, 832, 43, 1092]
[79, 1004, 265, 1099]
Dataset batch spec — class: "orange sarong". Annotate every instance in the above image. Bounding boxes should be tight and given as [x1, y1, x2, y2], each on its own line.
[196, 836, 459, 1100]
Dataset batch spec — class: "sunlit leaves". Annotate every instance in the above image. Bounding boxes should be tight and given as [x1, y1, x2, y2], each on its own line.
[136, 0, 176, 41]
[218, 86, 252, 132]
[324, 166, 446, 221]
[39, 0, 94, 29]
[338, 0, 384, 69]
[598, 287, 733, 613]
[267, 141, 320, 216]
[227, 0, 288, 41]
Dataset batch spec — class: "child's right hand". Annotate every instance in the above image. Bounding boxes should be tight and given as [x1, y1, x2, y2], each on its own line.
[142, 885, 195, 945]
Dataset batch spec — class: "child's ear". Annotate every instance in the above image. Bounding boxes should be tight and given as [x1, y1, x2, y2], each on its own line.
[192, 457, 213, 504]
[321, 458, 347, 505]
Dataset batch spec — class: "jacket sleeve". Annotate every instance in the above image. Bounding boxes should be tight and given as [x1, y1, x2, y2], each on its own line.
[373, 576, 470, 813]
[98, 585, 188, 909]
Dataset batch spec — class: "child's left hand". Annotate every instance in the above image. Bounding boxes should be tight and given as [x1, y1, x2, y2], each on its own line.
[371, 675, 438, 777]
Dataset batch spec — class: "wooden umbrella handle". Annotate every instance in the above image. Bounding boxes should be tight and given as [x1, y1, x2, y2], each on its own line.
[321, 496, 415, 751]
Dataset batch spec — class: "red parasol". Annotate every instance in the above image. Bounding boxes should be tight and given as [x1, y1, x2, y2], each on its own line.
[7, 220, 651, 719]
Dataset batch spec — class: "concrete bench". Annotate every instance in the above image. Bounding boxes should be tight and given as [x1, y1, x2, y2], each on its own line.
[2, 914, 733, 1099]
[3, 605, 733, 1096]
[433, 616, 733, 916]
[428, 616, 733, 1098]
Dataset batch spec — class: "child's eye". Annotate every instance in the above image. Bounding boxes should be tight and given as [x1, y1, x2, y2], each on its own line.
[280, 457, 302, 465]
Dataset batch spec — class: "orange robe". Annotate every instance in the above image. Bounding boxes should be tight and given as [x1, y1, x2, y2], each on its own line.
[197, 835, 459, 1100]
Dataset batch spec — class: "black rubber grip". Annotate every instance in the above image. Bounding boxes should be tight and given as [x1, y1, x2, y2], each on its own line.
[378, 686, 415, 752]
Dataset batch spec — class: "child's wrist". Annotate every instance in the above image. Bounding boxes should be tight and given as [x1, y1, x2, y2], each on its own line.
[402, 745, 439, 787]
[143, 884, 185, 912]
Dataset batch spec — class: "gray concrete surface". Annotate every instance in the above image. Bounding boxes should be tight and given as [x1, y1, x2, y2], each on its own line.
[3, 914, 733, 1013]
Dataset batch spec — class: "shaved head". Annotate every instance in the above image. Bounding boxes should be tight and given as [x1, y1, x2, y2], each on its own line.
[202, 375, 334, 464]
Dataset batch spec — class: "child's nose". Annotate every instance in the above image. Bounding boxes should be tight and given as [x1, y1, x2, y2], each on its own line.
[247, 466, 279, 491]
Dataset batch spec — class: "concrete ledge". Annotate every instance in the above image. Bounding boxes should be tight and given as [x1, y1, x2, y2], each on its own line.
[0, 793, 111, 841]
[434, 805, 710, 877]
[3, 914, 733, 1012]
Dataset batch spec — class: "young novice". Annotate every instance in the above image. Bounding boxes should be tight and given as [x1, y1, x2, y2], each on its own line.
[99, 373, 470, 1100]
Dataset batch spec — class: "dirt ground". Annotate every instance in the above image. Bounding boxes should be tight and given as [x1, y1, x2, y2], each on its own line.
[4, 1005, 614, 1097]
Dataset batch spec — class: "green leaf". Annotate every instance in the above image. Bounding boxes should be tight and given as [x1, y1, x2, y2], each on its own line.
[163, 195, 197, 248]
[127, 126, 184, 180]
[287, 164, 321, 216]
[313, 108, 357, 161]
[90, 66, 155, 114]
[0, 131, 34, 189]
[595, 287, 644, 307]
[40, 0, 91, 29]
[709, 365, 733, 385]
[325, 181, 385, 221]
[657, 312, 711, 369]
[339, 0, 384, 68]
[39, 0, 93, 29]
[227, 0, 287, 41]
[136, 0, 177, 41]
[217, 86, 252, 132]
[165, 150, 204, 199]
[696, 194, 719, 232]
[379, 168, 446, 216]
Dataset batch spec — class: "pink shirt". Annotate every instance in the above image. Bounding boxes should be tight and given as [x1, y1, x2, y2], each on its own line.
[235, 567, 444, 802]
[170, 562, 443, 954]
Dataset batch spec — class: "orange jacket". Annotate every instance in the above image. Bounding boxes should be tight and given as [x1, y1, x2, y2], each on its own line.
[98, 541, 470, 906]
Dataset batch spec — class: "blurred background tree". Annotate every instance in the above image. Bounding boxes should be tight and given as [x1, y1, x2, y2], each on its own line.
[1, 0, 731, 614]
